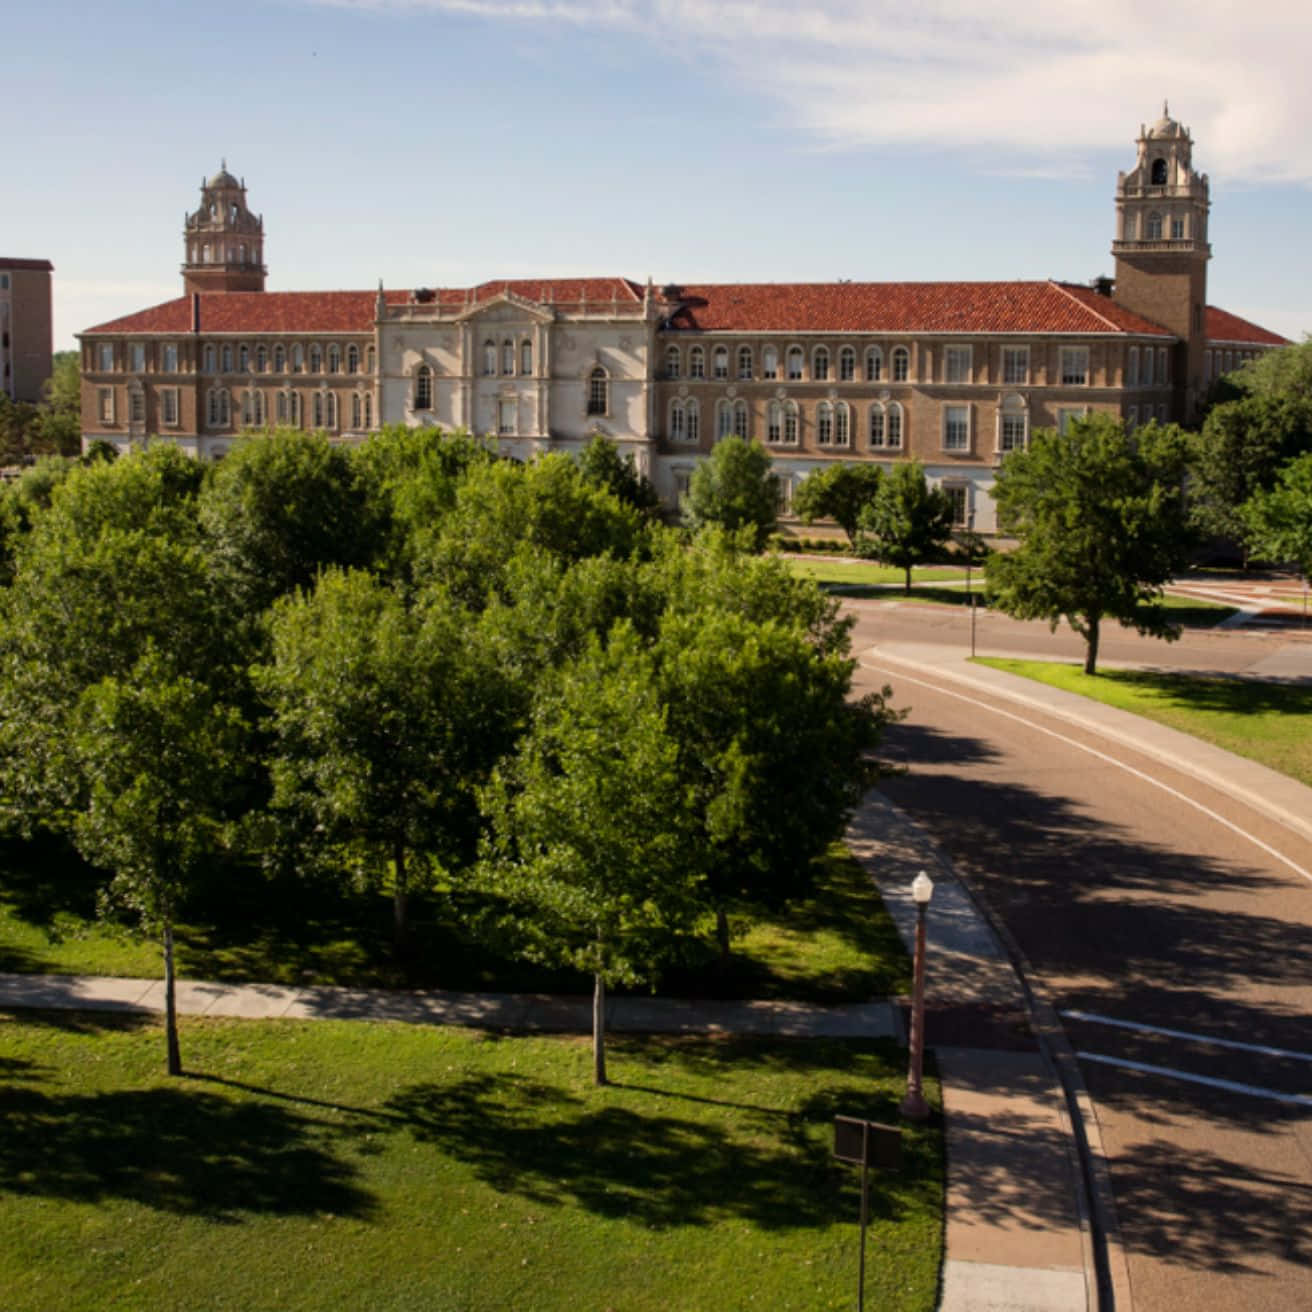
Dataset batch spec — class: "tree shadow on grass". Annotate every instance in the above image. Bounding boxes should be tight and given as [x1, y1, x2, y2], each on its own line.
[0, 1007, 155, 1037]
[385, 1060, 930, 1233]
[0, 1083, 377, 1223]
[1094, 668, 1312, 714]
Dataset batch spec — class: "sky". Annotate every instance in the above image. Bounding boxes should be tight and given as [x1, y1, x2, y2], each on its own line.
[9, 0, 1312, 351]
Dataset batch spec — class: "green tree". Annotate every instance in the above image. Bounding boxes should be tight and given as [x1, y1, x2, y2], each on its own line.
[198, 430, 379, 613]
[71, 650, 246, 1074]
[684, 437, 778, 551]
[1243, 451, 1312, 580]
[258, 569, 512, 947]
[576, 433, 662, 518]
[859, 460, 953, 592]
[792, 462, 883, 548]
[477, 627, 701, 1085]
[33, 351, 82, 456]
[987, 416, 1194, 674]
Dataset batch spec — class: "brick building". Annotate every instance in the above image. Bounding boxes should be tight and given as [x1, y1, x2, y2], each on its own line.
[79, 108, 1287, 531]
[2, 257, 54, 404]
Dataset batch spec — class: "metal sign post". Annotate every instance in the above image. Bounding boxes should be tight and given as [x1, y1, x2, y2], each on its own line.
[834, 1117, 903, 1311]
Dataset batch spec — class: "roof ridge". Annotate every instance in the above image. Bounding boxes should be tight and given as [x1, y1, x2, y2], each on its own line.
[1047, 279, 1123, 332]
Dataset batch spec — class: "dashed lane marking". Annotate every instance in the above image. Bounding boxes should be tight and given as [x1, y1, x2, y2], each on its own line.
[1061, 1010, 1312, 1063]
[861, 656, 1312, 888]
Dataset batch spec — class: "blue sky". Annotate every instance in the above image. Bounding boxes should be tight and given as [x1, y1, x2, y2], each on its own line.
[11, 0, 1311, 350]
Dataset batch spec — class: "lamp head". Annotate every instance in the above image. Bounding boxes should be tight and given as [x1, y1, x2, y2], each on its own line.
[911, 871, 934, 905]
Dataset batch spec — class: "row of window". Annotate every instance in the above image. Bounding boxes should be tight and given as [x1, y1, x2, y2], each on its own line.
[661, 343, 1100, 387]
[1204, 347, 1258, 382]
[1125, 346, 1170, 387]
[1125, 211, 1191, 241]
[187, 241, 259, 265]
[95, 341, 376, 377]
[410, 364, 610, 416]
[480, 338, 535, 377]
[99, 385, 376, 432]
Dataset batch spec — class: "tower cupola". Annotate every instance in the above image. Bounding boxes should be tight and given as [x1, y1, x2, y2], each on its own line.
[182, 163, 266, 294]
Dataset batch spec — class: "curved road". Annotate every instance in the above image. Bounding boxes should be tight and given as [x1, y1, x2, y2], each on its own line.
[845, 599, 1312, 1312]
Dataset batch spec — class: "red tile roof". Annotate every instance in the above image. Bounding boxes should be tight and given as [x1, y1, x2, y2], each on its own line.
[83, 278, 645, 335]
[1206, 306, 1289, 347]
[661, 280, 1174, 336]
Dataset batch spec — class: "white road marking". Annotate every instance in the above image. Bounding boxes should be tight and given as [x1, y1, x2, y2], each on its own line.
[861, 656, 1312, 887]
[1061, 1009, 1312, 1063]
[1076, 1051, 1312, 1107]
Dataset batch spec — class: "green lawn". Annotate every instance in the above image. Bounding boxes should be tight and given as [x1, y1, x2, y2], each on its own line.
[976, 659, 1312, 786]
[783, 558, 965, 588]
[0, 838, 908, 1003]
[0, 1012, 943, 1312]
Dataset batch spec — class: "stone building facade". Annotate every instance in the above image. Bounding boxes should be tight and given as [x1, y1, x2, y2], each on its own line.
[80, 110, 1287, 531]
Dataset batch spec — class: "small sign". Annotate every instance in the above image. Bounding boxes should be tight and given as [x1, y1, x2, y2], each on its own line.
[833, 1116, 902, 1171]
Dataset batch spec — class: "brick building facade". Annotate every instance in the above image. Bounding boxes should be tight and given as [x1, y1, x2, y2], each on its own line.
[2, 257, 54, 405]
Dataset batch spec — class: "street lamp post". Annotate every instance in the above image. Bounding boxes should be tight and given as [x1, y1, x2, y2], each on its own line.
[900, 871, 934, 1121]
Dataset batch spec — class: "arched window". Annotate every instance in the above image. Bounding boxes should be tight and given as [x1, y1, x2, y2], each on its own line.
[365, 346, 375, 374]
[1143, 348, 1155, 386]
[414, 364, 433, 411]
[587, 366, 608, 416]
[347, 344, 360, 374]
[762, 345, 779, 379]
[813, 346, 830, 381]
[203, 344, 216, 374]
[892, 347, 909, 382]
[1151, 158, 1167, 185]
[1123, 213, 1137, 241]
[521, 340, 533, 375]
[327, 345, 340, 374]
[1146, 212, 1163, 240]
[784, 400, 799, 445]
[276, 391, 288, 424]
[736, 346, 753, 380]
[352, 393, 362, 429]
[839, 346, 856, 381]
[325, 393, 337, 430]
[685, 400, 699, 443]
[869, 404, 885, 448]
[1127, 346, 1139, 386]
[242, 389, 263, 427]
[483, 340, 496, 376]
[716, 398, 734, 439]
[733, 399, 749, 439]
[665, 345, 681, 380]
[670, 398, 686, 441]
[290, 391, 303, 428]
[502, 340, 515, 375]
[689, 346, 705, 379]
[273, 344, 286, 373]
[238, 344, 249, 372]
[219, 389, 230, 426]
[834, 401, 850, 447]
[817, 400, 834, 445]
[999, 394, 1027, 452]
[291, 345, 304, 374]
[255, 345, 268, 373]
[786, 346, 804, 380]
[767, 400, 783, 444]
[866, 346, 883, 382]
[201, 243, 210, 263]
[313, 392, 324, 429]
[309, 345, 322, 374]
[887, 402, 903, 448]
[363, 392, 372, 429]
[712, 346, 729, 380]
[221, 345, 233, 373]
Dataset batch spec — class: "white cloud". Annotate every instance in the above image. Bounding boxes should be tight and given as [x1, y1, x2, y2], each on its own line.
[310, 0, 1312, 181]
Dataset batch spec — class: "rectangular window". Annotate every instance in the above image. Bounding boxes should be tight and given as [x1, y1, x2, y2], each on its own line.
[1002, 347, 1029, 385]
[945, 346, 972, 384]
[97, 387, 114, 423]
[1056, 407, 1083, 435]
[129, 391, 145, 423]
[162, 388, 179, 426]
[98, 343, 114, 371]
[162, 344, 179, 373]
[944, 485, 968, 527]
[1171, 217, 1184, 239]
[130, 344, 146, 373]
[1000, 414, 1026, 452]
[1126, 404, 1138, 431]
[943, 405, 970, 451]
[1060, 347, 1090, 386]
[498, 398, 516, 435]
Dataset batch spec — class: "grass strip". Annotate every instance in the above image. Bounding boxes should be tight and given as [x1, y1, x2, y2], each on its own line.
[0, 1012, 942, 1312]
[976, 659, 1312, 787]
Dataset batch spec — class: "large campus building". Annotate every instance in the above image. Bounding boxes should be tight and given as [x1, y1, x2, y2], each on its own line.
[2, 257, 54, 405]
[79, 110, 1286, 533]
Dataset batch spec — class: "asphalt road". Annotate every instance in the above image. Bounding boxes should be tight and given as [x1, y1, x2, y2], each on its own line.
[845, 599, 1312, 1312]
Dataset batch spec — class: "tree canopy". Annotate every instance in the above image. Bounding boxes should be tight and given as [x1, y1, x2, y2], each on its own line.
[987, 415, 1194, 674]
[1243, 450, 1312, 581]
[683, 436, 778, 551]
[858, 460, 953, 592]
[792, 462, 883, 548]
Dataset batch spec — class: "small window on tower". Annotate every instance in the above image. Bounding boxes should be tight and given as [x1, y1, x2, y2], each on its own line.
[1151, 158, 1167, 185]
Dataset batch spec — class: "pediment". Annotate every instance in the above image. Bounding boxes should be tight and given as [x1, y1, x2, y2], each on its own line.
[455, 291, 553, 326]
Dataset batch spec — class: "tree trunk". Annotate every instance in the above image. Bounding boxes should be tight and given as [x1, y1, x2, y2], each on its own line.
[392, 840, 409, 951]
[1084, 616, 1101, 675]
[592, 969, 607, 1087]
[163, 921, 182, 1077]
[716, 905, 731, 963]
[904, 563, 912, 594]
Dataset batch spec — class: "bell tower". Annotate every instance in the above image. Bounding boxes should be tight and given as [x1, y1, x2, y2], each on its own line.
[1112, 105, 1210, 420]
[182, 163, 266, 294]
